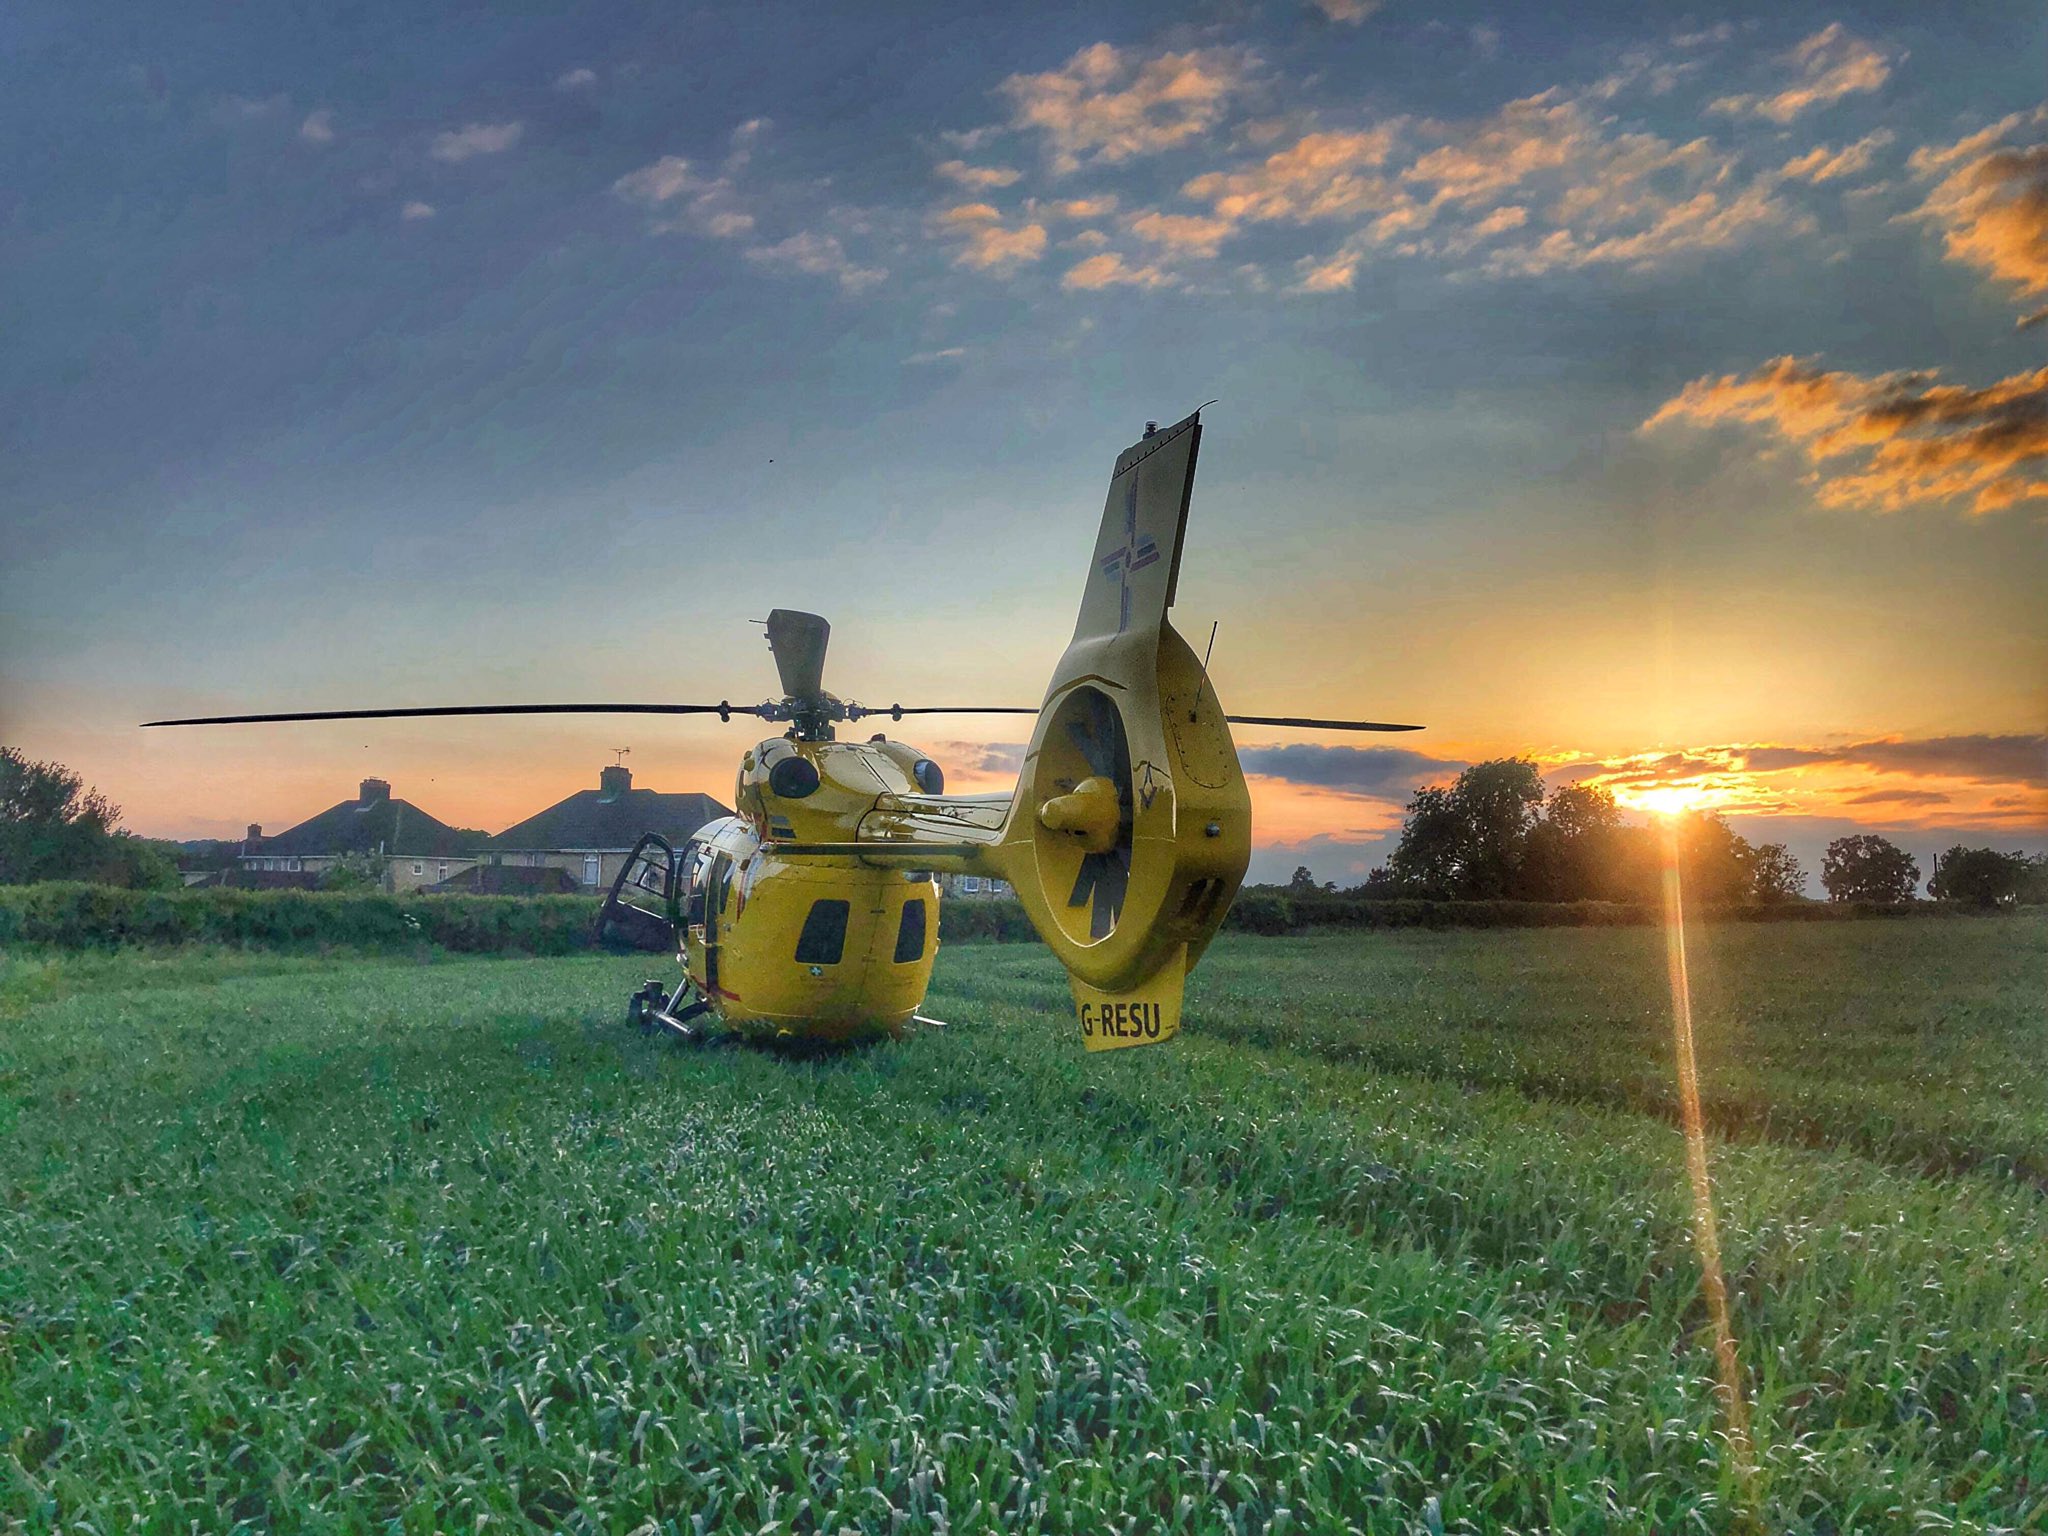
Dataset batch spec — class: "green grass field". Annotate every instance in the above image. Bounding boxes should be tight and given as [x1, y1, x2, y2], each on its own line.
[2, 918, 2043, 1533]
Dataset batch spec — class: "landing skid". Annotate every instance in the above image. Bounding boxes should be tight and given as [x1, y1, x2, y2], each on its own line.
[628, 978, 716, 1044]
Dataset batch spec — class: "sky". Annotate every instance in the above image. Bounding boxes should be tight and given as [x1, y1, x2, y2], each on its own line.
[2, 0, 2044, 890]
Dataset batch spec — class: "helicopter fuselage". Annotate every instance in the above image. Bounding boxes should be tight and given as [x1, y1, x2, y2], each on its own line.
[671, 734, 977, 1041]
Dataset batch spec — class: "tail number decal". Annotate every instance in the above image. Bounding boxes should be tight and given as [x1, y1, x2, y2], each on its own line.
[1078, 999, 1167, 1043]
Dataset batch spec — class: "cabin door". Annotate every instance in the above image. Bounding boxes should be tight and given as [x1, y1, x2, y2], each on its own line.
[702, 853, 732, 994]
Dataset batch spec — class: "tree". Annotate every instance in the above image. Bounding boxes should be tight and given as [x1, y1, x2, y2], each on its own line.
[1749, 842, 1805, 904]
[1928, 846, 2027, 907]
[1666, 812, 1755, 905]
[321, 851, 390, 892]
[2022, 855, 2048, 906]
[1821, 834, 1919, 904]
[0, 748, 176, 887]
[1387, 759, 1545, 900]
[1516, 782, 1627, 901]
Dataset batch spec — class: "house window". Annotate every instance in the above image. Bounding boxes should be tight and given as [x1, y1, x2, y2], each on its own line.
[584, 855, 600, 886]
[962, 875, 981, 893]
[289, 859, 300, 872]
[412, 862, 423, 876]
[437, 862, 448, 880]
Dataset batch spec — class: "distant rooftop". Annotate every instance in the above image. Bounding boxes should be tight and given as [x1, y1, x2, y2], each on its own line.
[494, 764, 731, 851]
[251, 777, 485, 859]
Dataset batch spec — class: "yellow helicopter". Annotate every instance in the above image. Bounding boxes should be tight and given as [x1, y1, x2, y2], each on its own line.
[146, 410, 1419, 1050]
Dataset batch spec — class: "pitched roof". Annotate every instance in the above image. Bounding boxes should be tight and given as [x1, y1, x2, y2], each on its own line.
[494, 784, 732, 851]
[255, 793, 485, 858]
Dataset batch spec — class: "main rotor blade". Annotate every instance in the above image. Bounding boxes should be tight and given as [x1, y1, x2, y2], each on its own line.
[871, 706, 1422, 732]
[141, 703, 759, 728]
[861, 706, 1041, 716]
[1223, 714, 1423, 732]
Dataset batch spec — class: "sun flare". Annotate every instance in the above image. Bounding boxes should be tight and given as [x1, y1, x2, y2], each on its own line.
[1617, 782, 1715, 818]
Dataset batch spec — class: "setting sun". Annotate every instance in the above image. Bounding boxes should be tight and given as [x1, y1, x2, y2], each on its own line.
[1616, 782, 1718, 819]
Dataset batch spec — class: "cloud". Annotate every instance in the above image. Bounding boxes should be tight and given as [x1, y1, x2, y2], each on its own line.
[1413, 93, 1802, 276]
[430, 121, 524, 162]
[935, 741, 1027, 775]
[400, 200, 436, 221]
[1239, 743, 1467, 799]
[1844, 788, 1953, 807]
[903, 348, 967, 365]
[1038, 195, 1118, 219]
[1779, 129, 1894, 184]
[1184, 129, 1402, 224]
[1061, 251, 1174, 289]
[215, 94, 288, 123]
[554, 67, 597, 91]
[1292, 253, 1361, 292]
[1188, 86, 1805, 286]
[1645, 355, 2048, 514]
[1127, 210, 1235, 257]
[935, 204, 1048, 272]
[743, 231, 887, 292]
[611, 154, 754, 239]
[1310, 0, 1379, 21]
[298, 108, 336, 145]
[1709, 23, 1896, 123]
[1740, 735, 2048, 786]
[936, 160, 1022, 190]
[1000, 42, 1250, 172]
[1908, 111, 2048, 323]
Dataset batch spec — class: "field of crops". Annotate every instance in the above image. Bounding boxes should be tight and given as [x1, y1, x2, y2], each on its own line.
[2, 917, 2043, 1532]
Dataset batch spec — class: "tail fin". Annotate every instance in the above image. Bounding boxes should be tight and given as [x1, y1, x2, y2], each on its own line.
[984, 411, 1251, 1051]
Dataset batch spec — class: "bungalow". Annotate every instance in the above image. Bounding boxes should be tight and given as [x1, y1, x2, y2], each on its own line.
[491, 764, 730, 891]
[240, 777, 488, 892]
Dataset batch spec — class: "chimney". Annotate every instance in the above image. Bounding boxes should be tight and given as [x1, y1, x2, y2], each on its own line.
[359, 777, 391, 806]
[598, 764, 632, 801]
[247, 823, 262, 841]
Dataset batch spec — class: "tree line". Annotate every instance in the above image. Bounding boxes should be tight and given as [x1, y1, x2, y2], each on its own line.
[1277, 759, 2047, 908]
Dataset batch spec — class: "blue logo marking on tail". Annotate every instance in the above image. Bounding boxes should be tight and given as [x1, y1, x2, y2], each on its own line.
[1100, 476, 1161, 632]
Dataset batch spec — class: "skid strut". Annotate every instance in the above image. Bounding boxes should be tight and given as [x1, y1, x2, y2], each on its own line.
[629, 978, 711, 1042]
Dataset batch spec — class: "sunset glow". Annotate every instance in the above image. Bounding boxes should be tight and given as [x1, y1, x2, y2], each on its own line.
[0, 4, 2040, 891]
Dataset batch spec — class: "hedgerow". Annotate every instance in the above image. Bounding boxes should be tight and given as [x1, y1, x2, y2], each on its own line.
[0, 883, 594, 954]
[0, 882, 1957, 954]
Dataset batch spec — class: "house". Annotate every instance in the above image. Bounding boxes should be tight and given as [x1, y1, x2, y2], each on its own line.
[239, 778, 489, 892]
[941, 872, 1014, 900]
[490, 764, 731, 892]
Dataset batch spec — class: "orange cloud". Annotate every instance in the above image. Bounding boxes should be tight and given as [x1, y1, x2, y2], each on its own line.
[1001, 43, 1250, 173]
[1061, 251, 1173, 290]
[1646, 355, 2048, 514]
[1709, 23, 1895, 123]
[1183, 129, 1402, 224]
[1779, 129, 1894, 184]
[1547, 735, 2047, 828]
[945, 212, 1048, 272]
[1127, 209, 1235, 257]
[1909, 110, 2048, 326]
